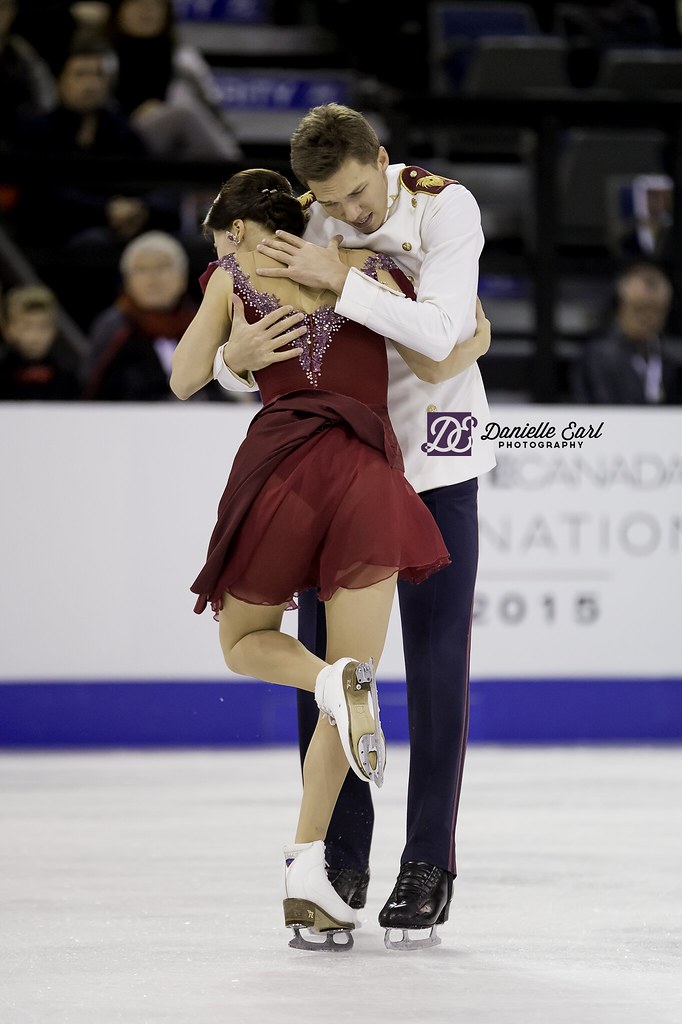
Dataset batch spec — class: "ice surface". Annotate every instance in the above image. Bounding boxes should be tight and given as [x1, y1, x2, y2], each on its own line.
[0, 745, 680, 1024]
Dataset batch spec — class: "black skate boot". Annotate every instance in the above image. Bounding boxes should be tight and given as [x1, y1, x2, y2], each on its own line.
[379, 861, 453, 951]
[327, 866, 370, 910]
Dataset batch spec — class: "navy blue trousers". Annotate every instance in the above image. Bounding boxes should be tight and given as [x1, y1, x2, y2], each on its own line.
[296, 477, 479, 877]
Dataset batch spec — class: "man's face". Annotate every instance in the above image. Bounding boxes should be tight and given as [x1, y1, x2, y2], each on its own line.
[307, 148, 390, 234]
[4, 311, 56, 360]
[125, 250, 187, 311]
[618, 279, 671, 345]
[58, 55, 111, 113]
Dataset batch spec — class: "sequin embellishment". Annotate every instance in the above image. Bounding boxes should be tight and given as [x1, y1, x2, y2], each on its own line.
[217, 252, 402, 386]
[361, 253, 401, 279]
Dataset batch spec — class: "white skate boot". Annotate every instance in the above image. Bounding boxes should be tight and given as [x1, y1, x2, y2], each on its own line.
[283, 840, 357, 951]
[314, 657, 385, 787]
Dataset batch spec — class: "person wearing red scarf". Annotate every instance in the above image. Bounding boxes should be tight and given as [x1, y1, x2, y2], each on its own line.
[85, 230, 200, 401]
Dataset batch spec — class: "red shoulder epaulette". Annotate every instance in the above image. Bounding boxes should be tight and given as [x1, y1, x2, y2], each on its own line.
[399, 166, 459, 196]
[297, 190, 316, 210]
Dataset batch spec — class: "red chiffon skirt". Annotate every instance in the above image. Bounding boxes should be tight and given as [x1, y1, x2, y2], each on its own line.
[201, 424, 450, 612]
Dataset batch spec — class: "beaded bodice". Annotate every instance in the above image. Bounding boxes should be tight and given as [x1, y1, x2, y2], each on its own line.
[216, 252, 407, 402]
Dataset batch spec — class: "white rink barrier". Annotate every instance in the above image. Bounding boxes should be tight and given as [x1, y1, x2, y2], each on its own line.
[1, 403, 680, 744]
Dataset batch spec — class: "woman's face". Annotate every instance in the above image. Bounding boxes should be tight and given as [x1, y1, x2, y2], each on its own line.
[116, 0, 169, 38]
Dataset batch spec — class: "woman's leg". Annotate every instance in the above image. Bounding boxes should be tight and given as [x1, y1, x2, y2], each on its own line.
[297, 592, 375, 886]
[218, 593, 344, 842]
[220, 578, 397, 940]
[218, 595, 326, 690]
[219, 577, 396, 843]
[295, 573, 397, 844]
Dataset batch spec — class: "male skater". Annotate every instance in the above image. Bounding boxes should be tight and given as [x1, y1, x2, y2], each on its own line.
[214, 104, 495, 949]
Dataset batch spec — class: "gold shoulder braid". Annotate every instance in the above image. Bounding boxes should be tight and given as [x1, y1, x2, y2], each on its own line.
[297, 190, 316, 210]
[399, 166, 459, 197]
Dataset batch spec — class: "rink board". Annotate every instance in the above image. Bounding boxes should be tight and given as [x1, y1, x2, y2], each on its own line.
[1, 677, 682, 747]
[1, 403, 680, 746]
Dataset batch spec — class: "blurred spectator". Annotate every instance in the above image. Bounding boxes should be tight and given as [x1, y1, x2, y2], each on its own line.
[572, 261, 681, 404]
[12, 31, 181, 331]
[106, 0, 243, 160]
[0, 284, 80, 400]
[15, 32, 177, 247]
[11, 1, 110, 77]
[83, 230, 217, 401]
[0, 0, 57, 152]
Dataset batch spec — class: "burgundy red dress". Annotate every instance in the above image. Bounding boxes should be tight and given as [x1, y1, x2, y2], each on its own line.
[191, 252, 450, 616]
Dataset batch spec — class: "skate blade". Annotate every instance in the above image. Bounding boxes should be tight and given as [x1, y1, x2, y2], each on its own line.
[288, 925, 354, 952]
[384, 925, 442, 951]
[283, 898, 355, 933]
[347, 658, 386, 787]
[357, 728, 385, 787]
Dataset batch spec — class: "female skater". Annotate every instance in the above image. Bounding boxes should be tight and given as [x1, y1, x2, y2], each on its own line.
[170, 168, 490, 950]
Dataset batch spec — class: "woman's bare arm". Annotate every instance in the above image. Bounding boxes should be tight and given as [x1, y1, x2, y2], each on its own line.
[170, 270, 233, 400]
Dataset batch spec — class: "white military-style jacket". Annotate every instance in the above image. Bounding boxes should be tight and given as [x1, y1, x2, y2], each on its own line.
[218, 162, 496, 493]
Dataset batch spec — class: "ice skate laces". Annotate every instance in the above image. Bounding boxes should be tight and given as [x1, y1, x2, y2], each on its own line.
[394, 863, 439, 900]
